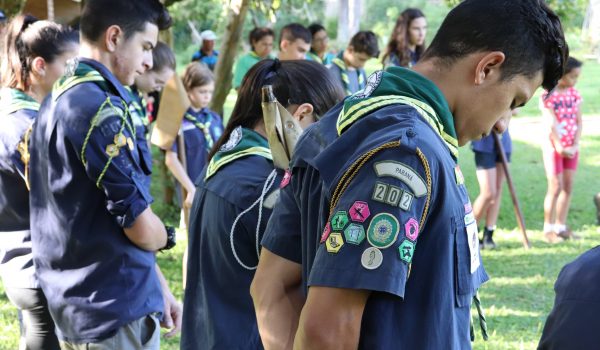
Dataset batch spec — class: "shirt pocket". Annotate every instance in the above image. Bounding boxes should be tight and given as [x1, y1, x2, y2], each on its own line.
[454, 215, 474, 307]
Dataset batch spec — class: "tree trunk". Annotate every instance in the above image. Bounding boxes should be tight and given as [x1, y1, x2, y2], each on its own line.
[337, 0, 349, 47]
[211, 0, 251, 116]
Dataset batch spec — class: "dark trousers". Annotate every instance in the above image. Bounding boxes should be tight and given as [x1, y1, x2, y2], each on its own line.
[5, 287, 59, 350]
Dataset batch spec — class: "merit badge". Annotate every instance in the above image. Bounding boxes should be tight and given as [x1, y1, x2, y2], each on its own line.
[361, 247, 383, 270]
[114, 133, 127, 147]
[326, 232, 344, 253]
[280, 169, 292, 189]
[219, 126, 242, 152]
[127, 137, 134, 150]
[373, 161, 427, 197]
[320, 222, 332, 243]
[367, 213, 399, 249]
[399, 191, 414, 211]
[64, 57, 79, 77]
[398, 239, 415, 264]
[331, 211, 349, 231]
[455, 165, 465, 185]
[105, 144, 119, 157]
[349, 201, 370, 222]
[405, 218, 419, 241]
[344, 224, 366, 245]
[352, 71, 384, 100]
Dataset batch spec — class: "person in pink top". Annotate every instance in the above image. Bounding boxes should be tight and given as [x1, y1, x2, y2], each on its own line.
[540, 57, 583, 243]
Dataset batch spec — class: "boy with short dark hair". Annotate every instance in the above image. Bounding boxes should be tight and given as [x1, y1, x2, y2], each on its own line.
[29, 0, 181, 348]
[278, 23, 311, 61]
[252, 0, 568, 348]
[328, 30, 379, 95]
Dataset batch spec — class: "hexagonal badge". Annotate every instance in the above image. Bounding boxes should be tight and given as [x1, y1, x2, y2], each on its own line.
[349, 201, 370, 222]
[405, 218, 419, 242]
[331, 211, 349, 231]
[398, 240, 415, 263]
[320, 222, 332, 243]
[326, 232, 344, 253]
[344, 224, 365, 245]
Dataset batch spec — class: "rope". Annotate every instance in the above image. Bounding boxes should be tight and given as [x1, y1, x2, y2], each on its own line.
[229, 169, 278, 270]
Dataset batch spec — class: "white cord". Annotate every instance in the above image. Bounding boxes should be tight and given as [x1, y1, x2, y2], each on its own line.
[229, 169, 278, 270]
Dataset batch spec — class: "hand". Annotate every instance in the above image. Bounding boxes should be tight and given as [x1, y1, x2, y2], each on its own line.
[561, 146, 576, 159]
[160, 289, 182, 338]
[184, 188, 196, 209]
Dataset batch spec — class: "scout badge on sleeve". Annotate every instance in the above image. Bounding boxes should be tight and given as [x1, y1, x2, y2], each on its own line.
[261, 85, 304, 170]
[150, 75, 189, 149]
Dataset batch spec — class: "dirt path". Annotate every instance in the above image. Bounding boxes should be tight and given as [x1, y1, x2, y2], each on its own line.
[509, 115, 600, 142]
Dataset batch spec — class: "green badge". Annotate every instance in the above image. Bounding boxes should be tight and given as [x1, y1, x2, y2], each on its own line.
[367, 213, 399, 249]
[399, 239, 415, 263]
[331, 211, 349, 231]
[344, 224, 365, 245]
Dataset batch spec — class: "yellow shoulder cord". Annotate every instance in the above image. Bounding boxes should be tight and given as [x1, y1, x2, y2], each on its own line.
[18, 124, 34, 191]
[328, 141, 432, 277]
[80, 98, 135, 188]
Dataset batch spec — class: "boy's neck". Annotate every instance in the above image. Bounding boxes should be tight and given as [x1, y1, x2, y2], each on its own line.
[190, 105, 205, 113]
[79, 40, 112, 73]
[342, 51, 357, 70]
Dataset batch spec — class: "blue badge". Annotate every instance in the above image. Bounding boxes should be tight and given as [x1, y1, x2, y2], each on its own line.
[344, 224, 366, 245]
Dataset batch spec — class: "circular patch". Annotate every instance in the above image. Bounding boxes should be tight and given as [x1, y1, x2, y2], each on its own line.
[64, 57, 79, 77]
[367, 213, 399, 249]
[352, 70, 384, 100]
[219, 126, 242, 152]
[361, 247, 383, 270]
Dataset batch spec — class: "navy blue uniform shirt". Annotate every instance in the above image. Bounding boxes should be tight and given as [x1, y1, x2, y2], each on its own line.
[181, 127, 281, 350]
[471, 130, 512, 154]
[262, 75, 488, 348]
[126, 85, 153, 189]
[539, 246, 600, 349]
[171, 107, 223, 185]
[0, 88, 39, 288]
[29, 58, 163, 343]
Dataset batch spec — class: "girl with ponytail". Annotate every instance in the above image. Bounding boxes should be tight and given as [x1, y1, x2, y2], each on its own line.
[0, 14, 78, 350]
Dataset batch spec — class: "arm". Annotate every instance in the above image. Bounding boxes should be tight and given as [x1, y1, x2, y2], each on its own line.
[294, 287, 370, 350]
[155, 264, 182, 338]
[540, 105, 564, 154]
[123, 207, 167, 251]
[571, 108, 583, 153]
[251, 248, 304, 350]
[164, 149, 195, 207]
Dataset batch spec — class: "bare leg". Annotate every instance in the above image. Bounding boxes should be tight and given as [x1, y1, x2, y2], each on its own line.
[485, 163, 506, 227]
[473, 168, 498, 225]
[556, 169, 575, 226]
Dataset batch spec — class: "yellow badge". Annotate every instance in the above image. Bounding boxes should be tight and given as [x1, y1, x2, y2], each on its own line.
[114, 133, 127, 147]
[127, 137, 134, 150]
[105, 144, 119, 157]
[326, 232, 344, 253]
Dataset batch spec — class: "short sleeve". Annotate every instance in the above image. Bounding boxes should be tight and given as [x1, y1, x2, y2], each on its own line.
[261, 169, 302, 263]
[308, 147, 432, 299]
[67, 99, 152, 228]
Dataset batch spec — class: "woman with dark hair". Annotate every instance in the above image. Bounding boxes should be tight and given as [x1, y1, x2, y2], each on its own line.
[382, 8, 427, 68]
[233, 27, 275, 89]
[180, 59, 344, 350]
[0, 14, 78, 350]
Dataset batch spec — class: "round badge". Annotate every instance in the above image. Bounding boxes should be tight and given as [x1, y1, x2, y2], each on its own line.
[352, 70, 384, 100]
[64, 57, 79, 77]
[219, 126, 242, 152]
[367, 213, 399, 249]
[361, 247, 383, 270]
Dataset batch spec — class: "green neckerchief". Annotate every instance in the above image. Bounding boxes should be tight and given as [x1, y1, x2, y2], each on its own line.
[205, 127, 272, 180]
[125, 86, 148, 127]
[52, 62, 108, 101]
[184, 110, 215, 150]
[332, 51, 366, 96]
[336, 66, 459, 159]
[307, 51, 323, 64]
[0, 88, 39, 115]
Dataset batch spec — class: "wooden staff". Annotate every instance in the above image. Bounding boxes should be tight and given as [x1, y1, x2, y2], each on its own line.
[493, 132, 531, 249]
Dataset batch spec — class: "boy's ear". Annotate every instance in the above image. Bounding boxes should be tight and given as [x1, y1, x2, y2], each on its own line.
[105, 25, 123, 52]
[474, 51, 506, 85]
[280, 39, 288, 52]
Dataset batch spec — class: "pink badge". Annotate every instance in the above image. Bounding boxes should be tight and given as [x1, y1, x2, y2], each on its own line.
[320, 222, 332, 243]
[464, 202, 473, 214]
[405, 218, 419, 241]
[349, 201, 370, 223]
[280, 170, 292, 189]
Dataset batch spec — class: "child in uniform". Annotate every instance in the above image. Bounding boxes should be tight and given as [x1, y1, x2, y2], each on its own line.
[328, 31, 379, 95]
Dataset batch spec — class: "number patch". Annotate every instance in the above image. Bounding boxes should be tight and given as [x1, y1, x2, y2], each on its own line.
[372, 182, 414, 211]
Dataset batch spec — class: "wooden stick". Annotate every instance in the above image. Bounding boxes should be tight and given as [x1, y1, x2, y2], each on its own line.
[493, 132, 531, 249]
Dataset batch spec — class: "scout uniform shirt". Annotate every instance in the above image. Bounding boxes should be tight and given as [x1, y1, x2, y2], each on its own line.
[262, 67, 488, 349]
[328, 51, 367, 96]
[171, 107, 223, 185]
[126, 85, 153, 189]
[29, 58, 163, 343]
[0, 88, 39, 289]
[181, 127, 282, 350]
[306, 50, 335, 65]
